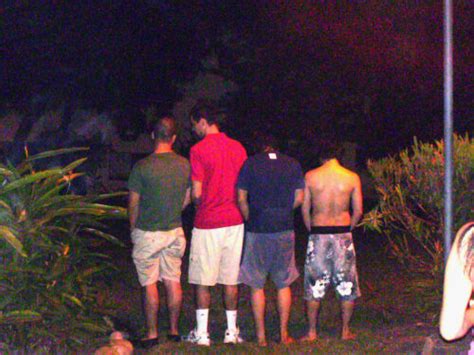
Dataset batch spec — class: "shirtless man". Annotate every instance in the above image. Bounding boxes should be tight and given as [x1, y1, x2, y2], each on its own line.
[300, 144, 363, 341]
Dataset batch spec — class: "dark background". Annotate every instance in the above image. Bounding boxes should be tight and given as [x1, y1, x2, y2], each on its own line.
[2, 1, 473, 159]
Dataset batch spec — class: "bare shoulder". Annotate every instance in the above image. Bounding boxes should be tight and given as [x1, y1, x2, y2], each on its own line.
[339, 165, 360, 181]
[305, 167, 321, 180]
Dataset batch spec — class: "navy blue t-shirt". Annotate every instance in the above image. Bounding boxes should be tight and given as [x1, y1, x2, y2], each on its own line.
[237, 151, 305, 233]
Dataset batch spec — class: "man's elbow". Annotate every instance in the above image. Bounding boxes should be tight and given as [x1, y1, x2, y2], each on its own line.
[294, 197, 304, 208]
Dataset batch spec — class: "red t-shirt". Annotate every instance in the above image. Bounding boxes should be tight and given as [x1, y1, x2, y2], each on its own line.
[190, 133, 247, 229]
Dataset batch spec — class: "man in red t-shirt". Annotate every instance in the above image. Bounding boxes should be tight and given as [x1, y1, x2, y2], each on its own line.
[184, 100, 247, 346]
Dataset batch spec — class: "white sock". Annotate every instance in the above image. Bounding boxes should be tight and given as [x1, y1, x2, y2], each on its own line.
[226, 310, 237, 331]
[196, 309, 209, 334]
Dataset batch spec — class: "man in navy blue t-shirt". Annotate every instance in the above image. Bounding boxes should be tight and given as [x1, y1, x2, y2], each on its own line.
[237, 134, 304, 346]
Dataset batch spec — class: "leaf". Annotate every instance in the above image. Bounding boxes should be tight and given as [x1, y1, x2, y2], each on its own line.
[92, 191, 128, 201]
[74, 321, 109, 333]
[62, 293, 85, 309]
[0, 167, 14, 177]
[0, 310, 43, 324]
[24, 147, 89, 163]
[61, 157, 88, 174]
[0, 226, 27, 257]
[82, 228, 125, 246]
[0, 169, 62, 195]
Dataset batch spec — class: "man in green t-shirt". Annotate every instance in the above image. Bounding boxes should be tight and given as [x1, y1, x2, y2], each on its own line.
[128, 116, 190, 348]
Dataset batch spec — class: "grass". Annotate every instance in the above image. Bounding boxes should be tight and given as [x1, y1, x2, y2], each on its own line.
[82, 219, 472, 354]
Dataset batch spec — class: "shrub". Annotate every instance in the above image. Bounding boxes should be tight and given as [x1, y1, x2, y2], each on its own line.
[363, 134, 473, 275]
[0, 148, 127, 352]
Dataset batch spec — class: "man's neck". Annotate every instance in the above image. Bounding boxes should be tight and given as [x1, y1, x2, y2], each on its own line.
[204, 125, 220, 136]
[323, 158, 340, 167]
[154, 142, 173, 154]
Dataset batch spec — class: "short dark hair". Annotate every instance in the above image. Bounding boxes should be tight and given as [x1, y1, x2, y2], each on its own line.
[189, 99, 222, 126]
[153, 116, 176, 142]
[319, 140, 344, 162]
[257, 132, 279, 152]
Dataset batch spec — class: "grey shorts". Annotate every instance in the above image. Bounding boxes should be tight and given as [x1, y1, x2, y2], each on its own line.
[239, 230, 299, 289]
[304, 231, 361, 301]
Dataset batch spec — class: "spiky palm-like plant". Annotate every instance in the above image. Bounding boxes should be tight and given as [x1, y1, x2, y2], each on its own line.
[0, 148, 127, 351]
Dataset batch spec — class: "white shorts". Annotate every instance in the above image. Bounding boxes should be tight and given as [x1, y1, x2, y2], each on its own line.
[188, 224, 244, 286]
[131, 227, 186, 287]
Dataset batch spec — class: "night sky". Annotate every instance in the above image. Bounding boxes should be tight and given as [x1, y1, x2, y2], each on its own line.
[2, 1, 473, 158]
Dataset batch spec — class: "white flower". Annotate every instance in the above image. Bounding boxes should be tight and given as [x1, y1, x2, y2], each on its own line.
[311, 277, 330, 299]
[347, 242, 354, 252]
[336, 281, 353, 296]
[311, 280, 325, 298]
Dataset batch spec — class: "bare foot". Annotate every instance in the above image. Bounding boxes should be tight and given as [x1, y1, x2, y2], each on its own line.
[281, 336, 295, 345]
[341, 329, 356, 340]
[299, 333, 318, 342]
[257, 338, 268, 347]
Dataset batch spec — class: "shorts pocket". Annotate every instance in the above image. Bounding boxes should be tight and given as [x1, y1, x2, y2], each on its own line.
[169, 236, 186, 258]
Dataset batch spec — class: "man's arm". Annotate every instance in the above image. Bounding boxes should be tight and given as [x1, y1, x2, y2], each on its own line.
[440, 223, 474, 340]
[301, 176, 311, 231]
[237, 189, 249, 221]
[350, 175, 363, 230]
[182, 187, 191, 210]
[128, 191, 140, 231]
[440, 236, 473, 340]
[192, 180, 202, 206]
[293, 188, 304, 209]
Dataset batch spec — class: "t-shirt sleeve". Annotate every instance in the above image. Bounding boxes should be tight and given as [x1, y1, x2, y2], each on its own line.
[190, 148, 204, 182]
[127, 164, 142, 193]
[237, 160, 250, 190]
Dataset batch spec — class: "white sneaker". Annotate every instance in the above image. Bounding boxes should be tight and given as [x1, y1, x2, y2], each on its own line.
[223, 328, 244, 344]
[183, 329, 210, 346]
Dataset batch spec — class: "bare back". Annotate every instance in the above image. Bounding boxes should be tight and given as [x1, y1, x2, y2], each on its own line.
[302, 159, 363, 229]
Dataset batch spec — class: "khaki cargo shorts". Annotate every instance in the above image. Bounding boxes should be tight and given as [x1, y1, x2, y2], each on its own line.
[131, 227, 186, 286]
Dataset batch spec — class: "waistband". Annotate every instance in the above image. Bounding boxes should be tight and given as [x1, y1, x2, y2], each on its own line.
[310, 226, 351, 234]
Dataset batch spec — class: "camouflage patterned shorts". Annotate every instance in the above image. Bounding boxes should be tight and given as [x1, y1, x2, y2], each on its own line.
[304, 230, 361, 301]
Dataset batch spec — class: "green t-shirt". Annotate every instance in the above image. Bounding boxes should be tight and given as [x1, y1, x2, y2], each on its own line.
[128, 152, 190, 231]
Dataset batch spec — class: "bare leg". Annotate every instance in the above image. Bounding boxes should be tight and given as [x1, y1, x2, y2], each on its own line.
[341, 300, 356, 340]
[250, 288, 267, 346]
[143, 283, 159, 339]
[163, 279, 182, 335]
[196, 285, 211, 309]
[300, 300, 320, 342]
[223, 285, 239, 310]
[277, 287, 294, 344]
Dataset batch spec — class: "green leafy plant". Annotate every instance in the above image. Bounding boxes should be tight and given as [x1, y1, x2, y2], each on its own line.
[0, 147, 127, 351]
[363, 134, 473, 274]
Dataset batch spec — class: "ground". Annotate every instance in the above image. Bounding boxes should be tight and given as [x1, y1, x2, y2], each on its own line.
[87, 219, 472, 354]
